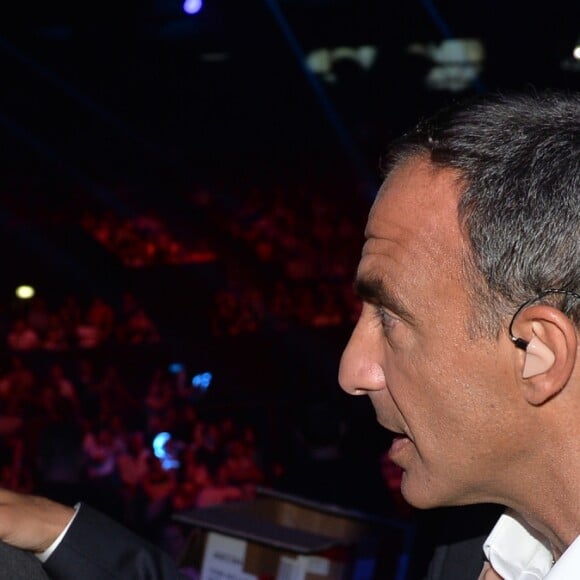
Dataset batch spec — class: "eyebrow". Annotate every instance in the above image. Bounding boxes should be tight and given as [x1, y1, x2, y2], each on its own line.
[354, 275, 415, 324]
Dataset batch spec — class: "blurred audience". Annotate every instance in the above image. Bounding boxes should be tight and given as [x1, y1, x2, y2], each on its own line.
[0, 170, 404, 565]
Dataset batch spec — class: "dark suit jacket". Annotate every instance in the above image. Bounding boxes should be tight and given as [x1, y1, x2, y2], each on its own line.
[0, 540, 49, 580]
[43, 503, 183, 580]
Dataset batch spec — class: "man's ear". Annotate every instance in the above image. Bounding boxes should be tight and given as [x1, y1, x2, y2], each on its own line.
[514, 305, 578, 406]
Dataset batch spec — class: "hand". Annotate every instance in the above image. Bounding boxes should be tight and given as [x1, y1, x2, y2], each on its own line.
[0, 488, 75, 553]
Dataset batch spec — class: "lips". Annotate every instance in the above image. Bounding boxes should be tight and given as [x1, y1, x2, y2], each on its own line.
[376, 418, 413, 461]
[388, 434, 413, 464]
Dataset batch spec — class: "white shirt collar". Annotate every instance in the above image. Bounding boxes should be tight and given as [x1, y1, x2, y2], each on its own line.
[483, 509, 553, 579]
[546, 535, 580, 578]
[483, 509, 580, 579]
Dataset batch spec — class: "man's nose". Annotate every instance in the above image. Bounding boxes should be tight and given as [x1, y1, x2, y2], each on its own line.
[338, 317, 385, 396]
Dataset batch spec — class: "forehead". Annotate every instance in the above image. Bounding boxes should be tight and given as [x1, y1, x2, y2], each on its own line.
[360, 157, 467, 311]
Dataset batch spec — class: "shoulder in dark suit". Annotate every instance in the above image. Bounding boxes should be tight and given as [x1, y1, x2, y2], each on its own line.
[0, 540, 49, 580]
[43, 503, 183, 580]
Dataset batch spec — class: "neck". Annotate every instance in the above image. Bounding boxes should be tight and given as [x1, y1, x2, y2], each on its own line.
[505, 443, 580, 558]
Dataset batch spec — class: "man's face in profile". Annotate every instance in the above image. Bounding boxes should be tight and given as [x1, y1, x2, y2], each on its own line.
[339, 156, 519, 510]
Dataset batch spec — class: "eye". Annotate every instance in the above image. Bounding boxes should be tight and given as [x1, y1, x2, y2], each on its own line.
[372, 305, 398, 335]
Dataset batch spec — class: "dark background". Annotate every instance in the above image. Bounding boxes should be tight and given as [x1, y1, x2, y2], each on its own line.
[2, 1, 579, 181]
[0, 0, 579, 502]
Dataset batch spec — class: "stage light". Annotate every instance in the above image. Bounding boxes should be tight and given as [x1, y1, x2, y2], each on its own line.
[152, 431, 170, 458]
[306, 45, 379, 83]
[15, 285, 35, 299]
[152, 431, 180, 470]
[192, 371, 212, 390]
[168, 362, 185, 374]
[408, 38, 484, 92]
[560, 37, 580, 72]
[183, 0, 203, 15]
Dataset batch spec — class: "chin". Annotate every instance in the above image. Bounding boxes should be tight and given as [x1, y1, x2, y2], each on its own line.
[400, 473, 458, 510]
[400, 490, 440, 510]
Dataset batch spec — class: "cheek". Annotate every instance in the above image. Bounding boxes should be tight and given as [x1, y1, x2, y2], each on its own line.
[386, 342, 484, 437]
[377, 321, 499, 436]
[382, 334, 436, 403]
[412, 345, 506, 448]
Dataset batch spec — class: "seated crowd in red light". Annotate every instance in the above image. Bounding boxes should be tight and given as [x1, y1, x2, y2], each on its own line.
[0, 172, 407, 560]
[0, 351, 273, 551]
[4, 291, 160, 352]
[75, 175, 366, 337]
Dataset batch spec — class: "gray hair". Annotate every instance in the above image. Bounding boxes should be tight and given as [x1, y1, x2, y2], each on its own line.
[384, 90, 580, 337]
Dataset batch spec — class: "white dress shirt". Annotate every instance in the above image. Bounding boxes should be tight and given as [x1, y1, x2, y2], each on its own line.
[35, 503, 80, 563]
[483, 509, 580, 579]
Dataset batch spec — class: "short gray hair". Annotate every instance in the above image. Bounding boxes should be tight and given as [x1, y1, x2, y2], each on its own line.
[384, 90, 580, 337]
